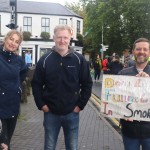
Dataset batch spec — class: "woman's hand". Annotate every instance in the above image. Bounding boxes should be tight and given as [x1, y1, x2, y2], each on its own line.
[1, 143, 8, 150]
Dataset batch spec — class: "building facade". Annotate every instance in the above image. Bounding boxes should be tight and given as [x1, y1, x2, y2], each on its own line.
[0, 0, 83, 65]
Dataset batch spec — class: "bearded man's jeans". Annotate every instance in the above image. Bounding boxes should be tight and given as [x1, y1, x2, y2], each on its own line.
[44, 111, 79, 150]
[123, 135, 150, 150]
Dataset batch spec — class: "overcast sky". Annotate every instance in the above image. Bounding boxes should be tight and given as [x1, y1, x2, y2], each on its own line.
[20, 0, 79, 5]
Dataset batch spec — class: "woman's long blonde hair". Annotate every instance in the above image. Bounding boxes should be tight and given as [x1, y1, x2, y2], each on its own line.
[3, 30, 23, 45]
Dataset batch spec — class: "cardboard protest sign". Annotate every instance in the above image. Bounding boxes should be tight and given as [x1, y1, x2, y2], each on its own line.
[101, 75, 150, 121]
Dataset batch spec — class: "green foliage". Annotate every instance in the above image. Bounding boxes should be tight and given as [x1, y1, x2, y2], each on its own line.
[76, 33, 84, 46]
[65, 0, 150, 56]
[40, 32, 50, 40]
[65, 2, 83, 17]
[23, 31, 31, 41]
[80, 0, 150, 56]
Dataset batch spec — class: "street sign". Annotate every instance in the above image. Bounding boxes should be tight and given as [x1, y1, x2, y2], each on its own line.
[102, 45, 109, 51]
[101, 44, 109, 60]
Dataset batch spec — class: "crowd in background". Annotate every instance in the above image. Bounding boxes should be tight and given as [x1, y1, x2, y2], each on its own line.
[90, 51, 136, 82]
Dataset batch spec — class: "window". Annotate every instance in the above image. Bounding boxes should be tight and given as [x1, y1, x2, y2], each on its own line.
[59, 19, 67, 25]
[77, 20, 80, 33]
[0, 15, 2, 44]
[0, 15, 1, 35]
[40, 48, 51, 57]
[41, 18, 50, 33]
[23, 17, 32, 33]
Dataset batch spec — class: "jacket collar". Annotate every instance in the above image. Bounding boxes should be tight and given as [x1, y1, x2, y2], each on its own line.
[0, 45, 15, 62]
[133, 63, 150, 73]
[51, 46, 75, 57]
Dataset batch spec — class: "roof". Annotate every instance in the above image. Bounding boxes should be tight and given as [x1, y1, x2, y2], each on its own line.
[0, 0, 82, 18]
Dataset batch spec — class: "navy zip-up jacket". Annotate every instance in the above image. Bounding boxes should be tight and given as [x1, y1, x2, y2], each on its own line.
[31, 46, 93, 115]
[0, 45, 28, 119]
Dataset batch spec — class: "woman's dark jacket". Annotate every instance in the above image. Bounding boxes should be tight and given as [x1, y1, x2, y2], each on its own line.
[118, 65, 150, 138]
[31, 46, 93, 115]
[109, 61, 123, 75]
[0, 45, 28, 119]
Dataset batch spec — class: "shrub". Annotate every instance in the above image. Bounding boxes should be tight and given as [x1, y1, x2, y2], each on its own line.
[76, 33, 83, 46]
[23, 31, 31, 41]
[40, 32, 50, 40]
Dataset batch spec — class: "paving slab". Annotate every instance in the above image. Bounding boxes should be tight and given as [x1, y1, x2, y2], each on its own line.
[11, 93, 124, 150]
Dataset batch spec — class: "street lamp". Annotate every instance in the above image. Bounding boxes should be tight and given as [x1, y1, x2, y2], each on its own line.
[101, 24, 104, 60]
[6, 0, 18, 29]
[101, 24, 109, 60]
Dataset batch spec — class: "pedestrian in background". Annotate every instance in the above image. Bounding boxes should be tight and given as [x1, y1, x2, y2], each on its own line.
[25, 51, 32, 67]
[0, 30, 28, 150]
[123, 49, 132, 68]
[31, 25, 92, 150]
[102, 55, 109, 74]
[118, 38, 150, 150]
[126, 57, 135, 67]
[109, 55, 123, 75]
[93, 54, 102, 82]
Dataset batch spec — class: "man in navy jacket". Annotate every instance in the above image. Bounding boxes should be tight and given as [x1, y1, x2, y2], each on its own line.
[119, 38, 150, 150]
[31, 25, 92, 150]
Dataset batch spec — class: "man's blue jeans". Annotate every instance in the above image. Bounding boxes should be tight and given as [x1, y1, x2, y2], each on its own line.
[123, 135, 150, 150]
[43, 111, 79, 150]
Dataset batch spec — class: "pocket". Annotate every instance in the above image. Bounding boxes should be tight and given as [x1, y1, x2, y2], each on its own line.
[73, 111, 79, 114]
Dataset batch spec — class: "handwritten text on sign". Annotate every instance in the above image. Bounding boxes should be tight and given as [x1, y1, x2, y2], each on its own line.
[101, 75, 150, 121]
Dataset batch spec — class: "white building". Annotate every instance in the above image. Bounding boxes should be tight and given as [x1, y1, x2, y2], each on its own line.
[0, 0, 83, 65]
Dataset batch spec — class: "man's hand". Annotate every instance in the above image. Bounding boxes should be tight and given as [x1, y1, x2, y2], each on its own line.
[124, 118, 134, 122]
[73, 106, 81, 113]
[41, 105, 49, 112]
[136, 71, 149, 77]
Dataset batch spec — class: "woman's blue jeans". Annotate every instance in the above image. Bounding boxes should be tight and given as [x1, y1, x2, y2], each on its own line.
[123, 135, 150, 150]
[43, 111, 79, 150]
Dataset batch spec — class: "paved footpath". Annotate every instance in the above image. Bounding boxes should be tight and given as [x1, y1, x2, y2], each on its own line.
[11, 93, 124, 150]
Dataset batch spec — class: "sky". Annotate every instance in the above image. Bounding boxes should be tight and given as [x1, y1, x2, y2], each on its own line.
[21, 0, 79, 5]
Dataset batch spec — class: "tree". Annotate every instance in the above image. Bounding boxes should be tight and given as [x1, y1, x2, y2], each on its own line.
[65, 2, 84, 17]
[66, 0, 150, 57]
[83, 0, 150, 56]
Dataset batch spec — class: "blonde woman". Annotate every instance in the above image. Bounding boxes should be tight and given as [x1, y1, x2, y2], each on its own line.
[0, 30, 28, 150]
